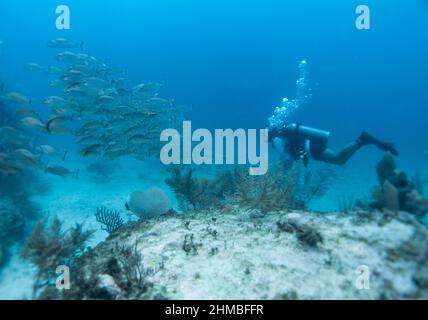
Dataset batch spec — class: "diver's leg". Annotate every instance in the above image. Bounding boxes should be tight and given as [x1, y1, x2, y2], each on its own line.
[320, 132, 399, 166]
[320, 143, 362, 166]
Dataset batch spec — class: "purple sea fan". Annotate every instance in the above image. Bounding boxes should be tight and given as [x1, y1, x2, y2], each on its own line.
[126, 187, 172, 219]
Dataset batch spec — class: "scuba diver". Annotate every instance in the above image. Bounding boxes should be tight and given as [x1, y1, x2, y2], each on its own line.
[268, 60, 398, 167]
[268, 123, 399, 168]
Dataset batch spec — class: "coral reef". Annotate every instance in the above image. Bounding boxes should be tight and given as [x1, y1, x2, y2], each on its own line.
[371, 154, 428, 217]
[229, 163, 294, 213]
[165, 162, 332, 213]
[22, 217, 94, 298]
[36, 208, 428, 300]
[165, 166, 234, 211]
[39, 235, 153, 300]
[95, 206, 124, 234]
[114, 240, 150, 291]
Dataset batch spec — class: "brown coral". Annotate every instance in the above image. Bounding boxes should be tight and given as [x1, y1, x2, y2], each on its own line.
[22, 217, 94, 297]
[371, 155, 428, 217]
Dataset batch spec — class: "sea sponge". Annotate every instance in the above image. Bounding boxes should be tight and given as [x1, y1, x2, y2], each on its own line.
[126, 187, 172, 219]
[376, 153, 396, 185]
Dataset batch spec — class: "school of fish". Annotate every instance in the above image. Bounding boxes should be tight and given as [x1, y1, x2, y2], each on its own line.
[0, 38, 185, 177]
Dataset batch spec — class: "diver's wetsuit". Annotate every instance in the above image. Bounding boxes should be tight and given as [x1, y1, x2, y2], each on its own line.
[269, 123, 398, 167]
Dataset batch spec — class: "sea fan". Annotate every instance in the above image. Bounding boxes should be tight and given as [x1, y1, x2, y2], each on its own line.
[127, 187, 172, 219]
[95, 206, 124, 234]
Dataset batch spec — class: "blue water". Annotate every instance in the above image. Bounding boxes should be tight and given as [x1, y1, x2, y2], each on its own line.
[0, 0, 427, 300]
[1, 0, 427, 167]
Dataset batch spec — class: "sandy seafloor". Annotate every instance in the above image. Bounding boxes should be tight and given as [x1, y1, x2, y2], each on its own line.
[0, 148, 426, 299]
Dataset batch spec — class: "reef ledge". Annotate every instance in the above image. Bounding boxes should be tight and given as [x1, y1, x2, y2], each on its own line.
[41, 207, 428, 300]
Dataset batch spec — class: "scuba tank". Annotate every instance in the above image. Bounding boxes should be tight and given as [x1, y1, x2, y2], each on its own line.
[283, 123, 330, 144]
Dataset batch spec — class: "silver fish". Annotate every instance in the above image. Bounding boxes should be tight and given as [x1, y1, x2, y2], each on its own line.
[24, 63, 45, 73]
[46, 165, 78, 177]
[0, 162, 21, 174]
[56, 51, 87, 64]
[20, 117, 45, 131]
[48, 38, 82, 50]
[2, 92, 31, 104]
[44, 65, 64, 74]
[46, 116, 72, 135]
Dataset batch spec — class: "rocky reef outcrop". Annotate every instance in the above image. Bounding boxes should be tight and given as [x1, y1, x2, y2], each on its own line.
[40, 206, 428, 300]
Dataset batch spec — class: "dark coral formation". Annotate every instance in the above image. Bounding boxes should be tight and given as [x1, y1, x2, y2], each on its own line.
[230, 162, 334, 212]
[229, 163, 294, 213]
[38, 236, 153, 300]
[165, 166, 235, 211]
[95, 206, 124, 234]
[182, 233, 201, 256]
[277, 218, 324, 248]
[165, 162, 333, 214]
[371, 154, 428, 217]
[112, 240, 151, 295]
[22, 217, 94, 297]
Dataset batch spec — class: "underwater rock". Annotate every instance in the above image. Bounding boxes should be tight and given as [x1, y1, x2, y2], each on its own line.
[126, 187, 172, 219]
[39, 208, 428, 300]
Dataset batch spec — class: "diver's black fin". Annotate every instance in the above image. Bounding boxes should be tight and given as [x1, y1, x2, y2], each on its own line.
[358, 132, 399, 156]
[377, 142, 399, 156]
